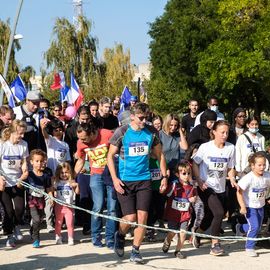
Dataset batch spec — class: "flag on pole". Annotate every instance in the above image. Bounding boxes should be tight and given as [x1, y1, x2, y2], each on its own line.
[60, 72, 83, 110]
[50, 71, 66, 90]
[0, 73, 16, 108]
[10, 75, 27, 103]
[118, 86, 132, 119]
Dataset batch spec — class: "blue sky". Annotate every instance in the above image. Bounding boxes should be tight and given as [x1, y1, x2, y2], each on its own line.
[0, 0, 168, 74]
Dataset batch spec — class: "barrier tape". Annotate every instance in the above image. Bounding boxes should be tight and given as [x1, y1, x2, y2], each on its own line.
[12, 180, 270, 242]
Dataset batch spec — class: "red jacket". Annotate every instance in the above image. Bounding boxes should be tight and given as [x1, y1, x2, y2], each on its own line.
[164, 182, 196, 223]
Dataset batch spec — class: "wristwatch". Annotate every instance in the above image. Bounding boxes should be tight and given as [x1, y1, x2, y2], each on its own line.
[162, 175, 169, 180]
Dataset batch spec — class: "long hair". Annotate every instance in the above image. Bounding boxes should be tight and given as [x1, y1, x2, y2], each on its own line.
[162, 113, 180, 134]
[54, 162, 74, 183]
[1, 119, 27, 141]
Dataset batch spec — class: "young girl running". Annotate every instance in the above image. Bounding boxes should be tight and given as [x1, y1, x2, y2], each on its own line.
[54, 162, 79, 245]
[162, 161, 197, 259]
[237, 153, 270, 257]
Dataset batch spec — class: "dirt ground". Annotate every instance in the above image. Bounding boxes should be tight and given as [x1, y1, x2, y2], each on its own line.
[0, 222, 270, 270]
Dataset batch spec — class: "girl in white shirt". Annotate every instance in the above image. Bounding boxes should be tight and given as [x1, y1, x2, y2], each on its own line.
[235, 116, 265, 176]
[237, 153, 270, 257]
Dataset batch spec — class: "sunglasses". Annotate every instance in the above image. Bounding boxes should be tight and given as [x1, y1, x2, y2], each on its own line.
[237, 115, 246, 118]
[136, 115, 147, 121]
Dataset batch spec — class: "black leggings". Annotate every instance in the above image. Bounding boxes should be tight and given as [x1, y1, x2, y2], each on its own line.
[30, 207, 44, 241]
[0, 186, 25, 235]
[198, 188, 225, 236]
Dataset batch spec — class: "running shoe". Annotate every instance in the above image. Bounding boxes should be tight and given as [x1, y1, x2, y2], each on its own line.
[14, 226, 23, 241]
[130, 248, 144, 264]
[92, 238, 103, 248]
[235, 223, 244, 237]
[246, 249, 258, 257]
[47, 226, 54, 233]
[106, 241, 114, 250]
[162, 238, 171, 253]
[6, 236, 16, 248]
[174, 250, 187, 259]
[68, 238, 74, 246]
[114, 231, 125, 257]
[210, 243, 224, 256]
[55, 235, 63, 245]
[32, 240, 40, 248]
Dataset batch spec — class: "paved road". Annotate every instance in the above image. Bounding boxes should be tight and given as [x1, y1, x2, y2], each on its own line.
[0, 224, 270, 270]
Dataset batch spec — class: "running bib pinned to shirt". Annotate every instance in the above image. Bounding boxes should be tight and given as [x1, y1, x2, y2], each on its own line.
[150, 168, 162, 181]
[251, 188, 266, 203]
[208, 157, 228, 171]
[128, 141, 149, 156]
[171, 197, 190, 212]
[55, 148, 67, 162]
[56, 185, 73, 204]
[2, 155, 21, 169]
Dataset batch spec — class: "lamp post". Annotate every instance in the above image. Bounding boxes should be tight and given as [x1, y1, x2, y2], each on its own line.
[0, 0, 24, 105]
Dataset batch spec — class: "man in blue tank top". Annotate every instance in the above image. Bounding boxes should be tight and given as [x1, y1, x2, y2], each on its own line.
[107, 102, 167, 264]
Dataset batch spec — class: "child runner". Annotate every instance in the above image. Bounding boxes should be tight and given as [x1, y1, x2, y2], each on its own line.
[54, 162, 79, 245]
[162, 161, 196, 259]
[27, 149, 53, 248]
[236, 152, 270, 257]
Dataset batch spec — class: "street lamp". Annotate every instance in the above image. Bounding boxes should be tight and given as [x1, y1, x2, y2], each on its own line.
[0, 0, 24, 105]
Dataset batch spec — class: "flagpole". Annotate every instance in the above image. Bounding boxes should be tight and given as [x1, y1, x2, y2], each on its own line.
[137, 77, 141, 100]
[0, 0, 24, 106]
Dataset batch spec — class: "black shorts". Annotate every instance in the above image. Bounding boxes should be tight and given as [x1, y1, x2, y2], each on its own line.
[117, 180, 152, 216]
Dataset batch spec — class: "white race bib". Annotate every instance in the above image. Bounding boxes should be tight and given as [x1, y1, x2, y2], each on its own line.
[171, 197, 190, 212]
[150, 168, 162, 181]
[55, 148, 67, 162]
[251, 188, 266, 204]
[57, 185, 73, 204]
[208, 157, 228, 171]
[128, 142, 149, 156]
[2, 155, 21, 170]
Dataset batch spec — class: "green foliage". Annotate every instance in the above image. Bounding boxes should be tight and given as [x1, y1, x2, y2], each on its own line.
[0, 19, 20, 82]
[149, 0, 270, 116]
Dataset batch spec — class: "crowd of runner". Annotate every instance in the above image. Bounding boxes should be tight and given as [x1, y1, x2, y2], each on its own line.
[0, 92, 269, 263]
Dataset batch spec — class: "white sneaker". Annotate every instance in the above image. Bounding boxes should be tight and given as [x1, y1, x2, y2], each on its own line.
[47, 226, 54, 233]
[55, 235, 63, 245]
[14, 226, 23, 241]
[68, 238, 74, 246]
[246, 249, 258, 257]
[235, 223, 244, 237]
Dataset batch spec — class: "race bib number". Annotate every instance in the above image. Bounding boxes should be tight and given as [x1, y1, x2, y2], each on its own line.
[208, 157, 228, 171]
[129, 142, 149, 156]
[57, 185, 73, 204]
[150, 168, 162, 181]
[55, 149, 67, 162]
[171, 197, 190, 212]
[251, 188, 266, 203]
[30, 185, 45, 198]
[2, 155, 21, 170]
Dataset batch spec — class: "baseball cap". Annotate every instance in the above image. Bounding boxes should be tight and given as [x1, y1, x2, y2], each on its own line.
[26, 90, 42, 101]
[130, 95, 138, 102]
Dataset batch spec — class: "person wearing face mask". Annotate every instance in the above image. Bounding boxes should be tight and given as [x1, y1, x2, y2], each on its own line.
[235, 116, 265, 177]
[187, 109, 217, 147]
[194, 97, 224, 127]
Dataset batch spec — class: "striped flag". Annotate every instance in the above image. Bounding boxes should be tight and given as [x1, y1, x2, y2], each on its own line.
[0, 73, 16, 108]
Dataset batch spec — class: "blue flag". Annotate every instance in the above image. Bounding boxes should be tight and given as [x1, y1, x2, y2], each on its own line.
[10, 75, 27, 102]
[118, 86, 132, 119]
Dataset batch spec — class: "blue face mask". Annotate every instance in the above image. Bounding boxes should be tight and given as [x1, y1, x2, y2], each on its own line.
[248, 128, 259, 134]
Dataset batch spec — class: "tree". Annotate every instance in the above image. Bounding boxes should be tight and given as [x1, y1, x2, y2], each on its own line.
[20, 65, 35, 90]
[44, 16, 97, 89]
[197, 0, 270, 117]
[103, 43, 134, 97]
[0, 19, 21, 82]
[148, 0, 219, 114]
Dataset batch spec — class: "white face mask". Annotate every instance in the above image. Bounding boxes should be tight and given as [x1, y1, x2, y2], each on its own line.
[248, 128, 259, 134]
[210, 105, 218, 113]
